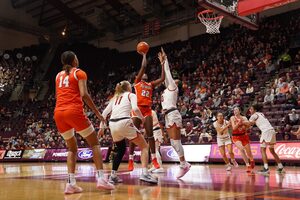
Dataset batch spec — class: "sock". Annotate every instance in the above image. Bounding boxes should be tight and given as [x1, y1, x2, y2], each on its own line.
[278, 163, 283, 169]
[142, 168, 148, 175]
[180, 161, 187, 167]
[151, 153, 156, 160]
[68, 173, 76, 186]
[129, 155, 134, 160]
[111, 170, 117, 177]
[96, 170, 104, 179]
[264, 163, 269, 170]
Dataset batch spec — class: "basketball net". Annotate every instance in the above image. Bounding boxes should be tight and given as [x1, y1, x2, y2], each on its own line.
[198, 10, 223, 34]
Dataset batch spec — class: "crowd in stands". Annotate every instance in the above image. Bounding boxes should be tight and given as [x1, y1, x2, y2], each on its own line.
[0, 10, 300, 150]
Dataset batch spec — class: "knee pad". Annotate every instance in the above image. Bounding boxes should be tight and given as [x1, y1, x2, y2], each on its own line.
[170, 139, 184, 157]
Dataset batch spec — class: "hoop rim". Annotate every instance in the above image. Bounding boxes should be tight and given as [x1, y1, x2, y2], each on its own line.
[197, 9, 224, 21]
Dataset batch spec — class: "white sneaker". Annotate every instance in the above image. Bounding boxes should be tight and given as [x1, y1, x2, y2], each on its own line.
[232, 159, 239, 168]
[226, 164, 232, 171]
[152, 168, 165, 173]
[140, 174, 158, 184]
[97, 177, 115, 190]
[148, 166, 156, 173]
[64, 183, 83, 194]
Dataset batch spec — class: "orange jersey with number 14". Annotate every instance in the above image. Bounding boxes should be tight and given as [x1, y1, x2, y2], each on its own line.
[55, 68, 87, 112]
[134, 80, 153, 107]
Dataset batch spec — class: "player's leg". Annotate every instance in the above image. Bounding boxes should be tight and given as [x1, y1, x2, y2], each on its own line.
[269, 145, 284, 173]
[243, 135, 255, 169]
[234, 140, 251, 172]
[109, 139, 126, 184]
[226, 143, 238, 167]
[151, 140, 164, 173]
[128, 117, 142, 171]
[258, 142, 269, 174]
[84, 131, 115, 190]
[131, 134, 158, 184]
[219, 145, 231, 171]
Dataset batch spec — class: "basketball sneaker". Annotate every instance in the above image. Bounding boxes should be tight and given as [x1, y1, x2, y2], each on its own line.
[231, 159, 239, 168]
[139, 174, 158, 184]
[64, 183, 83, 194]
[152, 168, 165, 173]
[128, 159, 134, 171]
[246, 165, 252, 173]
[276, 167, 285, 174]
[250, 160, 255, 169]
[109, 175, 123, 184]
[97, 177, 115, 190]
[226, 164, 232, 171]
[176, 162, 191, 179]
[257, 168, 270, 175]
[152, 158, 160, 169]
[148, 166, 156, 173]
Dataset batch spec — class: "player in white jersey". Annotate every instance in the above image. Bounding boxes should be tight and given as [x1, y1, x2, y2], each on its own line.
[213, 112, 238, 171]
[160, 48, 191, 179]
[245, 104, 284, 174]
[148, 110, 164, 173]
[99, 81, 158, 184]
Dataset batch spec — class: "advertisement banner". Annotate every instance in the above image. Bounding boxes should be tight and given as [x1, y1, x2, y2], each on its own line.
[3, 150, 23, 159]
[161, 145, 211, 162]
[0, 150, 5, 159]
[209, 143, 262, 161]
[23, 149, 47, 159]
[267, 142, 300, 160]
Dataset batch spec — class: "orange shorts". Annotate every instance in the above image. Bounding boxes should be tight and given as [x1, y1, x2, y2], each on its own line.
[131, 106, 152, 118]
[232, 134, 250, 146]
[54, 109, 94, 140]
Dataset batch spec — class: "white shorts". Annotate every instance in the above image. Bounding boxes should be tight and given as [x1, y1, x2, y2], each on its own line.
[109, 119, 139, 142]
[260, 129, 276, 147]
[153, 128, 164, 143]
[217, 136, 232, 147]
[165, 110, 182, 129]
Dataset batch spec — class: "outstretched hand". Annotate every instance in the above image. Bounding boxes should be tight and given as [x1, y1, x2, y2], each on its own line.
[158, 47, 167, 65]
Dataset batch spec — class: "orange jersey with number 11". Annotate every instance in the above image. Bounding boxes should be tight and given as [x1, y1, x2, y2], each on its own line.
[134, 80, 153, 107]
[55, 68, 87, 112]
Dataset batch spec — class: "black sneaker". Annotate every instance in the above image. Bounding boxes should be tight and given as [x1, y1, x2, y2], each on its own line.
[257, 168, 270, 175]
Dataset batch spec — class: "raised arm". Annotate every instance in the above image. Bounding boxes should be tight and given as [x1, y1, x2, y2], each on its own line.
[135, 53, 147, 84]
[151, 62, 165, 88]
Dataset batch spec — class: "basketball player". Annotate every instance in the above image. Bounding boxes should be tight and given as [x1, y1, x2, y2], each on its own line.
[213, 112, 238, 171]
[100, 81, 158, 184]
[160, 48, 191, 179]
[148, 110, 164, 173]
[54, 51, 114, 194]
[128, 52, 165, 171]
[230, 107, 255, 172]
[244, 104, 284, 174]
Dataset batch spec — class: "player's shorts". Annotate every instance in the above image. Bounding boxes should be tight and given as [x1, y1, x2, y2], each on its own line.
[54, 109, 94, 140]
[232, 134, 250, 147]
[217, 135, 232, 147]
[131, 106, 152, 118]
[164, 109, 182, 129]
[153, 127, 164, 143]
[109, 118, 139, 142]
[260, 129, 276, 147]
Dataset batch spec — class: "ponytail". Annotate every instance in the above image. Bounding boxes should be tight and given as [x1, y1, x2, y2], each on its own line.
[114, 81, 131, 97]
[61, 51, 76, 75]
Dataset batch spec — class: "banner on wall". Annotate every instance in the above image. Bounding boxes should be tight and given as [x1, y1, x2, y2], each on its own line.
[267, 142, 300, 160]
[4, 150, 23, 159]
[23, 149, 47, 159]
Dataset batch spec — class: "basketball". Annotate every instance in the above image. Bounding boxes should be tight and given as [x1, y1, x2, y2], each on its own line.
[137, 41, 149, 54]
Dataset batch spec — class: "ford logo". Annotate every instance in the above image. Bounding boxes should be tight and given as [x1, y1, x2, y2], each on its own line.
[166, 149, 178, 159]
[78, 150, 93, 159]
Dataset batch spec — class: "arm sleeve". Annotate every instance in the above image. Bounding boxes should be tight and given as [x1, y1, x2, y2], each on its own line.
[164, 59, 177, 91]
[100, 100, 113, 128]
[76, 70, 87, 80]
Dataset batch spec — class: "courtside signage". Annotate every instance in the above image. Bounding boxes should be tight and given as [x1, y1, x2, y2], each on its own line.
[4, 150, 23, 159]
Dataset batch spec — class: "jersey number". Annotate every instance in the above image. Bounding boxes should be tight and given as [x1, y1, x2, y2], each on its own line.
[59, 76, 69, 88]
[115, 96, 123, 105]
[141, 90, 150, 97]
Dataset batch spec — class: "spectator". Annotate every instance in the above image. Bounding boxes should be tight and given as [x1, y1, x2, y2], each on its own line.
[245, 83, 254, 95]
[198, 129, 212, 143]
[286, 109, 299, 126]
[264, 90, 274, 104]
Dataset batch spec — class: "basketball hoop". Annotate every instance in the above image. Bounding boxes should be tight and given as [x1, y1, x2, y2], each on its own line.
[198, 10, 223, 34]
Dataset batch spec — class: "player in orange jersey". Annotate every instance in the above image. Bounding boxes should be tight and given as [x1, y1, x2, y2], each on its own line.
[54, 51, 114, 194]
[128, 51, 165, 171]
[230, 107, 255, 173]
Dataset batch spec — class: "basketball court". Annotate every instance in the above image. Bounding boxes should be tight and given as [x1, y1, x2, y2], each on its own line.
[1, 162, 300, 200]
